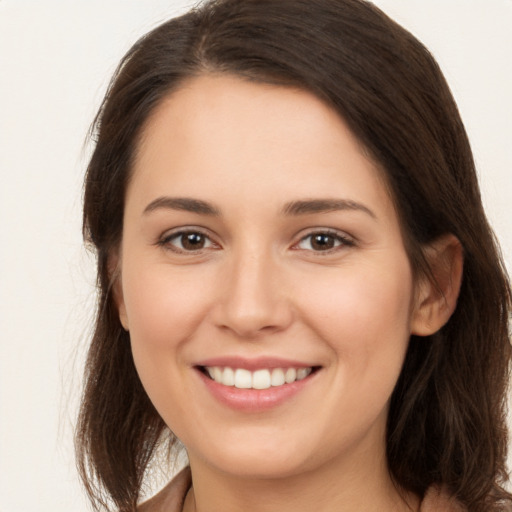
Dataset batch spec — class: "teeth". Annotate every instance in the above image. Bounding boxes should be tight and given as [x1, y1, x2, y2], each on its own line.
[234, 369, 252, 389]
[270, 368, 285, 387]
[204, 366, 313, 389]
[223, 367, 235, 386]
[212, 366, 223, 382]
[296, 368, 309, 380]
[285, 368, 297, 383]
[252, 369, 271, 389]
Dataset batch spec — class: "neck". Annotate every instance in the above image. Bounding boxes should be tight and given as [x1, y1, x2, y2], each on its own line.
[183, 447, 419, 512]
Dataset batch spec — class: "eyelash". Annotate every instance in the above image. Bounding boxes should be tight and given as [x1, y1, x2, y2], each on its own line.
[156, 228, 217, 254]
[156, 228, 355, 255]
[293, 230, 355, 254]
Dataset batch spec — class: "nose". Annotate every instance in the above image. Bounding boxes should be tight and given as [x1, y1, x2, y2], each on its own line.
[212, 247, 294, 339]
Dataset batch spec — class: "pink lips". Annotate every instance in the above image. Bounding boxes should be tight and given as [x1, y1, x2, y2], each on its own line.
[194, 356, 319, 412]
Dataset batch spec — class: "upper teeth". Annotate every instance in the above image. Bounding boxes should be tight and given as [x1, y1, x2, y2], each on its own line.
[205, 367, 312, 389]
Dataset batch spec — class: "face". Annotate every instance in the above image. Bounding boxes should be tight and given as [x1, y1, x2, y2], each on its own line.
[117, 74, 424, 480]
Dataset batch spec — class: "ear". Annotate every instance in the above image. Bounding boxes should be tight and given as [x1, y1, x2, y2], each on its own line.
[411, 234, 463, 336]
[109, 249, 129, 331]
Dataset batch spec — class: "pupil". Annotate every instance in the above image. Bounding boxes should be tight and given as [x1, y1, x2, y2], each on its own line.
[183, 233, 204, 250]
[312, 234, 334, 250]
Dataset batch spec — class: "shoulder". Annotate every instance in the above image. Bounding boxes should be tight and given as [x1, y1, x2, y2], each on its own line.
[420, 486, 467, 512]
[138, 467, 191, 512]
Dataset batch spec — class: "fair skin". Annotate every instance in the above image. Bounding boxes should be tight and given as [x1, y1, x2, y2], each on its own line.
[115, 74, 462, 512]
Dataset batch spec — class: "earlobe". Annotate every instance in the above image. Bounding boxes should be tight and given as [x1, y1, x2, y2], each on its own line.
[109, 250, 129, 331]
[411, 234, 464, 336]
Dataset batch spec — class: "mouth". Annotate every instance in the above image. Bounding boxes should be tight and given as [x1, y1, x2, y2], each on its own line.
[197, 365, 320, 390]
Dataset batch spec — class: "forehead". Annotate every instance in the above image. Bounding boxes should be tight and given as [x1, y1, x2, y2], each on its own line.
[129, 73, 394, 219]
[139, 74, 369, 154]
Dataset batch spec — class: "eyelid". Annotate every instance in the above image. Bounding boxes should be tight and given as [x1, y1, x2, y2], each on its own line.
[156, 226, 220, 253]
[291, 228, 355, 253]
[154, 226, 355, 255]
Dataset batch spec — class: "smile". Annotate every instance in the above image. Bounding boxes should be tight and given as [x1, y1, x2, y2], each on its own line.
[203, 366, 313, 389]
[195, 361, 321, 411]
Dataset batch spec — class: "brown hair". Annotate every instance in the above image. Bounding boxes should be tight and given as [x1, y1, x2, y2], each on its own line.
[76, 0, 512, 510]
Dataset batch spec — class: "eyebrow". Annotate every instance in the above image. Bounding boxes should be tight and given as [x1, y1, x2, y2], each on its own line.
[281, 199, 376, 219]
[143, 196, 376, 219]
[143, 197, 220, 216]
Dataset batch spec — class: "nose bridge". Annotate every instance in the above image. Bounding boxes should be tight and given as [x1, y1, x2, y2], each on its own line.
[216, 242, 292, 337]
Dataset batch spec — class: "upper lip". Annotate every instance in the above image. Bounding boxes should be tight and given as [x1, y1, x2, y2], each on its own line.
[195, 356, 318, 371]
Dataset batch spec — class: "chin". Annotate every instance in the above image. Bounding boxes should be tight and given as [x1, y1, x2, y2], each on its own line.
[190, 438, 313, 480]
[213, 457, 308, 480]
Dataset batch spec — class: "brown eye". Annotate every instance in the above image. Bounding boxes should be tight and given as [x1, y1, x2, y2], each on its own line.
[296, 231, 353, 252]
[310, 233, 336, 250]
[181, 232, 206, 250]
[162, 231, 214, 252]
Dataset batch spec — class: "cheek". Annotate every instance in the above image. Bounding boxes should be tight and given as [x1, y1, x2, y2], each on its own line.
[123, 263, 213, 347]
[121, 262, 217, 406]
[296, 261, 414, 432]
[293, 258, 414, 393]
[122, 263, 216, 423]
[298, 262, 413, 337]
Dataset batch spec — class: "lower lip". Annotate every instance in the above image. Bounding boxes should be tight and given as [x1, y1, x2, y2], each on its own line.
[197, 369, 318, 412]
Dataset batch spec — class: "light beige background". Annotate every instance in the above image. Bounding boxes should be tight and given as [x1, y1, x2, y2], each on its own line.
[0, 1, 510, 510]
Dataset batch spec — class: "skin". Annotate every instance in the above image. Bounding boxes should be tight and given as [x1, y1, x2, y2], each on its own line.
[115, 74, 462, 512]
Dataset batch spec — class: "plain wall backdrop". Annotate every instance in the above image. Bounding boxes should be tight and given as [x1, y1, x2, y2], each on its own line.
[0, 1, 511, 510]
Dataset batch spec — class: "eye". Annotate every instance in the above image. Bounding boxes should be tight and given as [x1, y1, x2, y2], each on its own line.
[159, 230, 216, 252]
[295, 231, 354, 252]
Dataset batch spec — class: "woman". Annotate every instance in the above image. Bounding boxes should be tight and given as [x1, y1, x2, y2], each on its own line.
[75, 0, 512, 510]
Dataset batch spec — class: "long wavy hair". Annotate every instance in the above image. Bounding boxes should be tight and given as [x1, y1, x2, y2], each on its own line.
[76, 0, 512, 510]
